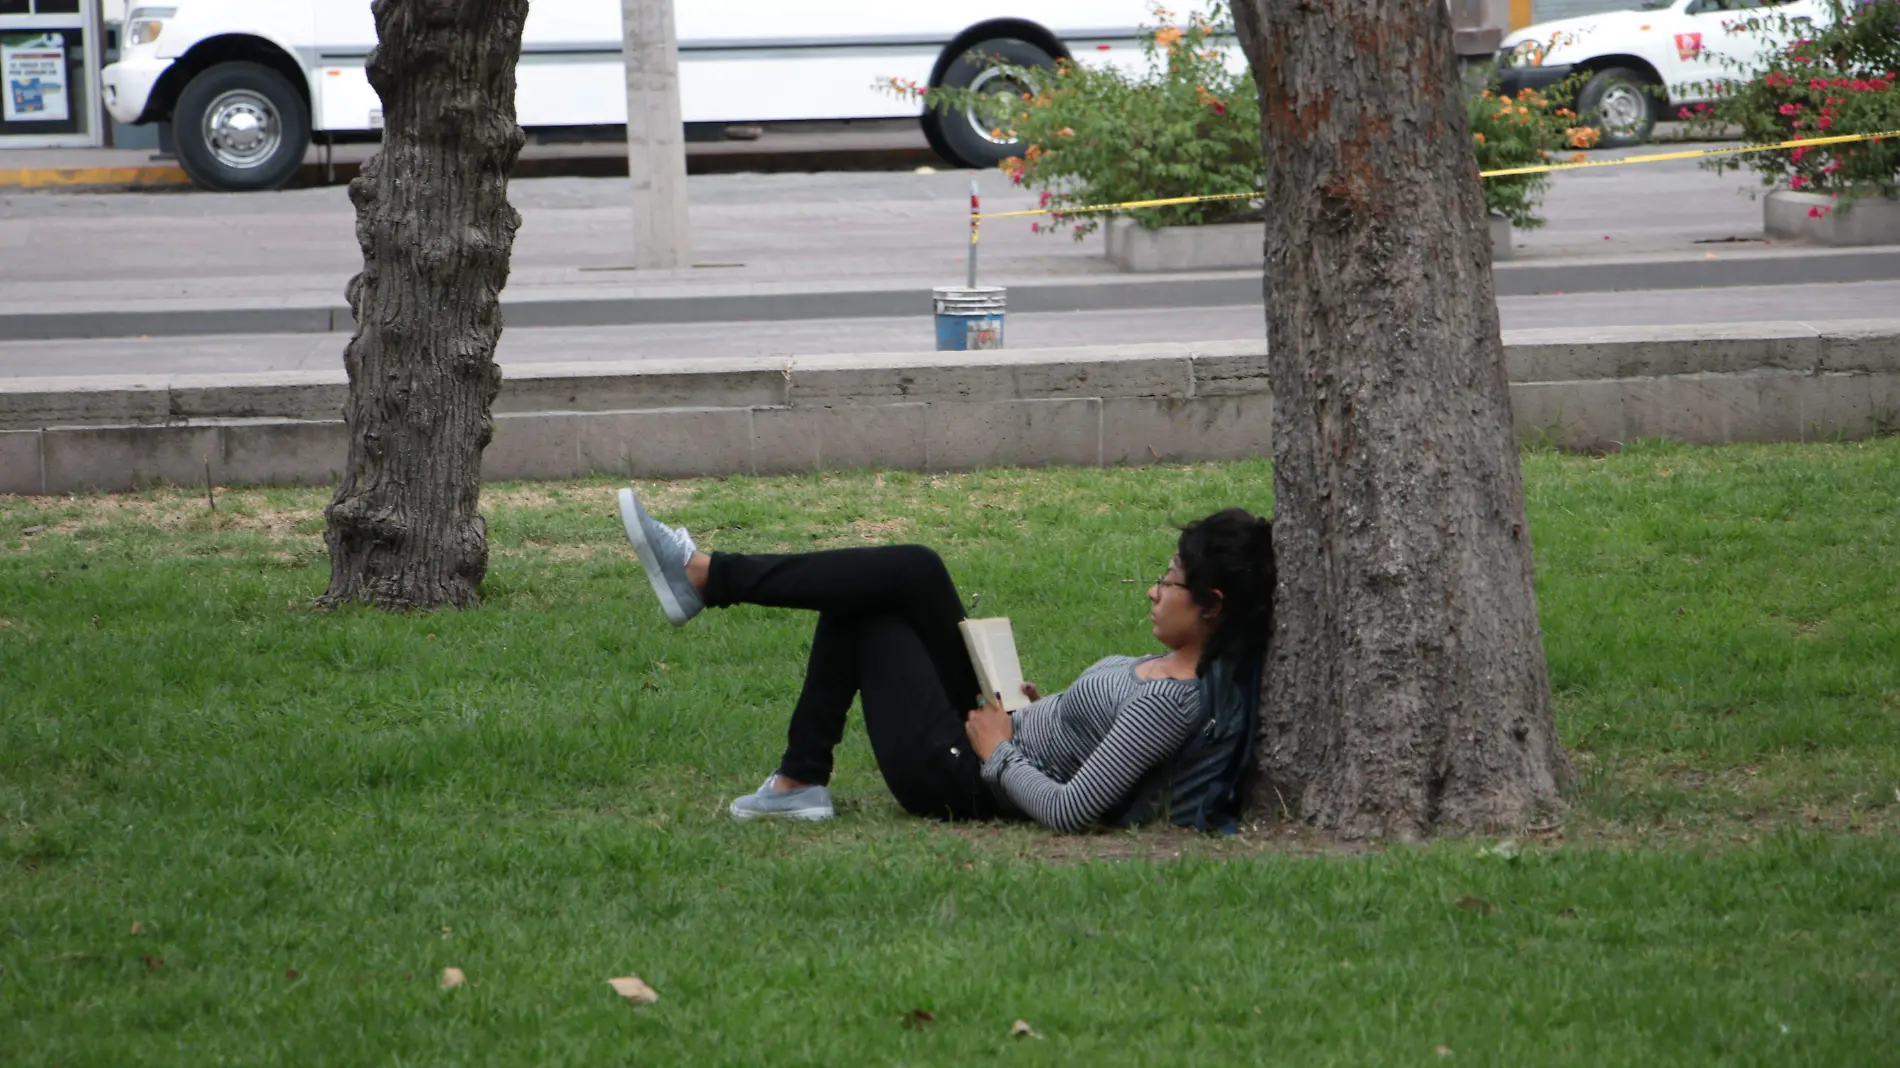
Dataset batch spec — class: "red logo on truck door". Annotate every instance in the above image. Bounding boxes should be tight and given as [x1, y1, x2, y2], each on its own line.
[1675, 32, 1702, 61]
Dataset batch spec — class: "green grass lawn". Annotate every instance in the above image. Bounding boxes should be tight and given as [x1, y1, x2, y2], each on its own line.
[2, 440, 1897, 1066]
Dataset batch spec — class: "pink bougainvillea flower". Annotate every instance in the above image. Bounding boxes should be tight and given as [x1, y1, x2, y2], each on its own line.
[1030, 222, 1041, 233]
[1818, 115, 1833, 129]
[1779, 103, 1801, 115]
[1809, 207, 1823, 218]
[1792, 146, 1808, 161]
[1791, 174, 1810, 189]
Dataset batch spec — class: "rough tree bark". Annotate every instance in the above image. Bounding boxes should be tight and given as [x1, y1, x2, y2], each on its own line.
[1232, 0, 1571, 838]
[322, 0, 529, 611]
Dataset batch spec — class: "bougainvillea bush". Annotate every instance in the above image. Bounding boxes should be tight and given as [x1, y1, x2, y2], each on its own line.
[1681, 0, 1900, 206]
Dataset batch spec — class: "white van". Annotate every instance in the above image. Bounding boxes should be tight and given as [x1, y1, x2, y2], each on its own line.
[100, 0, 1161, 192]
[1496, 0, 1828, 147]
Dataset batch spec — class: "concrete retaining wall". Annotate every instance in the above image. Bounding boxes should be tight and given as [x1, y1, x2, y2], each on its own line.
[3, 321, 1897, 496]
[1104, 216, 1516, 270]
[1765, 190, 1900, 247]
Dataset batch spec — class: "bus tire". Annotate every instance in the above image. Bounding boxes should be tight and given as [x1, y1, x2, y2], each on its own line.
[173, 61, 310, 193]
[926, 37, 1056, 170]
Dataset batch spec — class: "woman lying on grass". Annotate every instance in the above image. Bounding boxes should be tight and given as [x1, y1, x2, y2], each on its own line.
[615, 487, 1275, 833]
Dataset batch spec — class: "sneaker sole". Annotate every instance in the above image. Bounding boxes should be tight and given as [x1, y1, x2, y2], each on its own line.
[618, 487, 690, 627]
[729, 801, 836, 822]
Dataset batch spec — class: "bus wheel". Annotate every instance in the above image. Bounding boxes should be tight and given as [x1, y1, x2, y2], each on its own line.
[925, 37, 1056, 170]
[174, 61, 310, 192]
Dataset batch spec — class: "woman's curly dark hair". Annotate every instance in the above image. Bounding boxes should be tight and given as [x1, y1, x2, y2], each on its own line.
[1175, 508, 1275, 675]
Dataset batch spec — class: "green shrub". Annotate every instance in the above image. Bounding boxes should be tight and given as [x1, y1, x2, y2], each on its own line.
[894, 4, 1260, 235]
[890, 3, 1597, 233]
[1470, 81, 1600, 229]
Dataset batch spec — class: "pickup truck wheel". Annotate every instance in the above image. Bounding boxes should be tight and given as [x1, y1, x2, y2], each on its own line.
[1578, 67, 1656, 148]
[173, 61, 310, 193]
[925, 37, 1057, 169]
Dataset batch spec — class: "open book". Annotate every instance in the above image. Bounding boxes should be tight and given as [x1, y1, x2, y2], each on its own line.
[958, 617, 1032, 712]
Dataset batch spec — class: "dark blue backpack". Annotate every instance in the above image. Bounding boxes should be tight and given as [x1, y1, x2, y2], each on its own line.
[1108, 649, 1264, 834]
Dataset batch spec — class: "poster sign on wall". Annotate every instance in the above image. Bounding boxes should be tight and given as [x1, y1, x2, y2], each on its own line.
[3, 33, 71, 124]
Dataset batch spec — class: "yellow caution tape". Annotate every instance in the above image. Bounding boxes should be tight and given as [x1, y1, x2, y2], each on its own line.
[975, 129, 1898, 219]
[981, 192, 1260, 220]
[1480, 128, 1900, 177]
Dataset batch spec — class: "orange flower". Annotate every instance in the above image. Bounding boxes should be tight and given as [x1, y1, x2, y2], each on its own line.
[1474, 132, 1487, 144]
[1155, 25, 1185, 48]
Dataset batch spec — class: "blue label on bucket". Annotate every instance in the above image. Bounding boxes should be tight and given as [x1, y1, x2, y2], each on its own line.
[936, 312, 1004, 352]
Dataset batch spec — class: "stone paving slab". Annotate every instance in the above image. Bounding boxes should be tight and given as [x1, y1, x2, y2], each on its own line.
[4, 281, 1898, 380]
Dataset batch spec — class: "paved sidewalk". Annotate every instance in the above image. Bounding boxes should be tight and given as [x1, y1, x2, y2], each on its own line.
[1, 148, 1890, 342]
[1, 280, 1893, 379]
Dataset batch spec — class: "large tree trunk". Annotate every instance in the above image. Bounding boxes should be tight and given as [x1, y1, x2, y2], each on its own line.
[322, 0, 529, 611]
[1234, 0, 1570, 838]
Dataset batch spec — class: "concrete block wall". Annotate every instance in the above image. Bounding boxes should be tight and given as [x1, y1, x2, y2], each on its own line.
[1, 322, 1896, 496]
[1529, 0, 1635, 24]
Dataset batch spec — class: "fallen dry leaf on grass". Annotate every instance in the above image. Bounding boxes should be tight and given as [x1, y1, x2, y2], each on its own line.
[1435, 1045, 1454, 1057]
[142, 955, 164, 971]
[1010, 1019, 1041, 1039]
[129, 922, 144, 935]
[608, 976, 659, 1005]
[1453, 896, 1497, 915]
[440, 967, 466, 990]
[903, 1009, 935, 1030]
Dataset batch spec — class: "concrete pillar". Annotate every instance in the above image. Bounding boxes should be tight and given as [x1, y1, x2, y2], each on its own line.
[620, 0, 691, 269]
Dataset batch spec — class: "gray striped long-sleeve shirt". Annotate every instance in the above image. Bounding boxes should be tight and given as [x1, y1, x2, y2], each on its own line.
[979, 655, 1202, 832]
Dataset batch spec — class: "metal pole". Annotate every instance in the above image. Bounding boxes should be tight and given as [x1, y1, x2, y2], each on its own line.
[967, 177, 979, 289]
[621, 0, 691, 269]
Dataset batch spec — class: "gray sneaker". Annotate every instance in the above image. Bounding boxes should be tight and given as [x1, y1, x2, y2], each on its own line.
[617, 486, 704, 626]
[729, 775, 835, 822]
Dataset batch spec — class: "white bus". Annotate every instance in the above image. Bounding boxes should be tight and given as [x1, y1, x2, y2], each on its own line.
[101, 1, 1164, 192]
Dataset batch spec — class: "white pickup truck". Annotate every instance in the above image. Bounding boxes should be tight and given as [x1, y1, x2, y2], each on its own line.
[1495, 0, 1826, 146]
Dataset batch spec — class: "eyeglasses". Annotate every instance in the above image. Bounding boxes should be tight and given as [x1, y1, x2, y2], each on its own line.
[1153, 573, 1189, 591]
